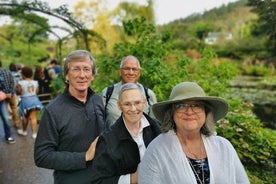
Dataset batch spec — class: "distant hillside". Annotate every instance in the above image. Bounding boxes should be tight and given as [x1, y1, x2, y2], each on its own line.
[179, 0, 250, 24]
[163, 0, 255, 26]
[158, 0, 258, 48]
[186, 0, 256, 36]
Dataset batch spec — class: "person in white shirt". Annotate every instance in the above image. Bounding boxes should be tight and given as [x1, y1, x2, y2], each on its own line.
[138, 82, 250, 184]
[16, 66, 43, 139]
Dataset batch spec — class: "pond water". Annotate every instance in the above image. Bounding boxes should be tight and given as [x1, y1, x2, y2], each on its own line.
[229, 75, 276, 129]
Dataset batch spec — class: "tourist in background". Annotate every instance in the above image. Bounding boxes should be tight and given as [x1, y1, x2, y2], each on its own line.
[34, 66, 47, 94]
[6, 63, 21, 128]
[42, 59, 58, 94]
[0, 60, 16, 144]
[16, 66, 43, 139]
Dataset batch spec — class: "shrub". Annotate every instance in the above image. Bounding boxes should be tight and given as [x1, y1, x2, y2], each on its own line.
[217, 100, 275, 183]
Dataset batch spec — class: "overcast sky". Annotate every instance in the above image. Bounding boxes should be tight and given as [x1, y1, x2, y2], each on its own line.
[0, 0, 239, 39]
[45, 0, 239, 25]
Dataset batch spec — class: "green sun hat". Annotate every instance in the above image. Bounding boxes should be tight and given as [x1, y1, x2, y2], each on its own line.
[152, 82, 229, 123]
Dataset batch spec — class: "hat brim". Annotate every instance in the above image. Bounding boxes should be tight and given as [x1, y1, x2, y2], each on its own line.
[152, 97, 228, 123]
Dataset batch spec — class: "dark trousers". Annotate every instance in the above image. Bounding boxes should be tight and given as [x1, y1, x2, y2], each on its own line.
[0, 100, 12, 139]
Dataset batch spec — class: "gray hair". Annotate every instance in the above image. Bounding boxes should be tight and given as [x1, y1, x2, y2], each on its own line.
[63, 50, 96, 78]
[161, 104, 216, 136]
[118, 83, 145, 102]
[119, 55, 141, 69]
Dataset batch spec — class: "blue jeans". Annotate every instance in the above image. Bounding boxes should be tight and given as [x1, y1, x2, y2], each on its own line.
[0, 100, 12, 139]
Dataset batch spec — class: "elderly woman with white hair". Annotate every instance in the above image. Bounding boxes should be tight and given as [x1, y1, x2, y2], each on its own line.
[138, 82, 249, 184]
[89, 82, 161, 184]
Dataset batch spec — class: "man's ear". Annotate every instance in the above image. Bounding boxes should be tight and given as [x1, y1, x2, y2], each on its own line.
[142, 98, 147, 108]
[117, 101, 122, 111]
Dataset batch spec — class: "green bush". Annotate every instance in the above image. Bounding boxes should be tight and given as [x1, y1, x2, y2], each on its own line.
[241, 64, 275, 76]
[92, 18, 190, 99]
[217, 100, 275, 183]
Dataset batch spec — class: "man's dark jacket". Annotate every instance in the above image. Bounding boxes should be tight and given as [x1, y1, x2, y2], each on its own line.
[34, 87, 104, 184]
[88, 113, 161, 184]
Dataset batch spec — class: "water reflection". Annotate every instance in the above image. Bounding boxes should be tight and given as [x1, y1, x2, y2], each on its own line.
[253, 104, 276, 129]
[230, 75, 276, 130]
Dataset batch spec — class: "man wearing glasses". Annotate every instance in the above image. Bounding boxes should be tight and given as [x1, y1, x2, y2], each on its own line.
[101, 55, 157, 129]
[34, 50, 104, 184]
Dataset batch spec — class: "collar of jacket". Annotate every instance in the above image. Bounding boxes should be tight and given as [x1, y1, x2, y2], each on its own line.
[64, 86, 95, 104]
[109, 113, 160, 143]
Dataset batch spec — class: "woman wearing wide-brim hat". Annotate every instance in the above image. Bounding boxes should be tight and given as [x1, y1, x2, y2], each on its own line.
[138, 82, 250, 184]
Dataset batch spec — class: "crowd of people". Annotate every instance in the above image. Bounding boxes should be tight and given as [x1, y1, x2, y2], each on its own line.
[0, 58, 60, 143]
[1, 50, 250, 184]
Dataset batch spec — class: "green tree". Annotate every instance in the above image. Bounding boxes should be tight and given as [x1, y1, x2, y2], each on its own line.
[0, 22, 50, 65]
[112, 0, 155, 25]
[93, 17, 190, 101]
[73, 0, 155, 54]
[248, 0, 276, 54]
[189, 22, 216, 41]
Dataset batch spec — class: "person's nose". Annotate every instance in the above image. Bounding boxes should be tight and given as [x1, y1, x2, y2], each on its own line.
[128, 69, 135, 74]
[129, 103, 138, 111]
[185, 106, 194, 114]
[79, 69, 87, 76]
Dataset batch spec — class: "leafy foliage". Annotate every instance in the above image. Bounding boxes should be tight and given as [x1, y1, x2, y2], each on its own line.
[0, 23, 50, 65]
[213, 36, 269, 60]
[189, 22, 216, 41]
[217, 100, 276, 183]
[92, 17, 190, 100]
[241, 64, 275, 76]
[248, 0, 276, 53]
[185, 48, 239, 96]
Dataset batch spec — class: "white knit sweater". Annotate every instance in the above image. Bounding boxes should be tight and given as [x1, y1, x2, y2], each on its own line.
[138, 130, 250, 184]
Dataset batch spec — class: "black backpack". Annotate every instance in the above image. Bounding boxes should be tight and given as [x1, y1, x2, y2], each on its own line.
[42, 67, 52, 93]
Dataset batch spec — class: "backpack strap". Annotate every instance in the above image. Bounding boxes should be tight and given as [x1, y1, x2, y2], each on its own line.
[104, 85, 114, 129]
[105, 85, 114, 108]
[143, 86, 151, 106]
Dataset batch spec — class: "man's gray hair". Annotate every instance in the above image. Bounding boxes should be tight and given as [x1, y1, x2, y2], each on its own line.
[119, 55, 141, 69]
[63, 50, 96, 77]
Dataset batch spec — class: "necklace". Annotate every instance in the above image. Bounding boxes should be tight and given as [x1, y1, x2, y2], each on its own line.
[187, 157, 205, 184]
[185, 143, 205, 159]
[177, 133, 205, 184]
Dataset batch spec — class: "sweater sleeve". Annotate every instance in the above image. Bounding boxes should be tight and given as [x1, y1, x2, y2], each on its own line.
[88, 135, 120, 184]
[138, 145, 162, 184]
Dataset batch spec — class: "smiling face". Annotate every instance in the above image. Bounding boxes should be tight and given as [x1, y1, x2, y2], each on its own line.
[65, 56, 94, 95]
[173, 100, 206, 133]
[118, 88, 146, 125]
[120, 57, 141, 84]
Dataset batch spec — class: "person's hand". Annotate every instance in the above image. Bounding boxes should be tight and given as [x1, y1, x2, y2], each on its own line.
[85, 136, 99, 161]
[0, 91, 7, 101]
[130, 164, 139, 184]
